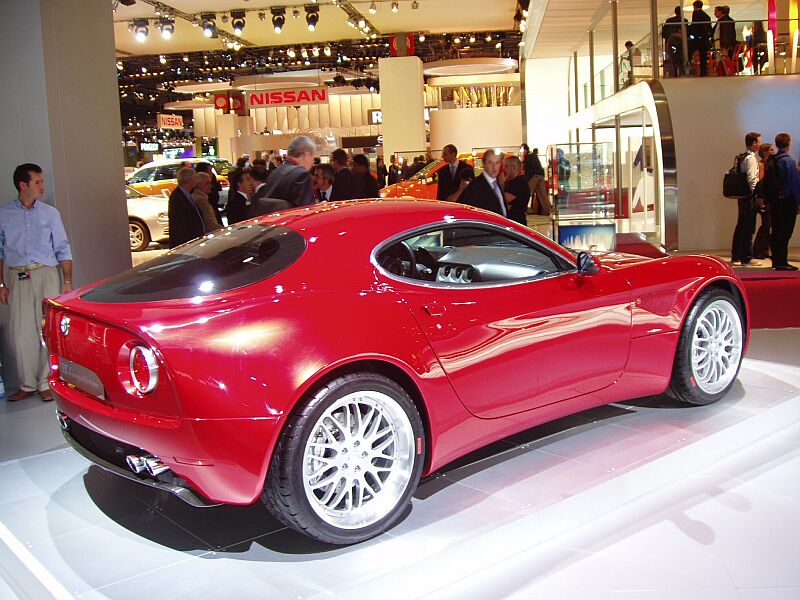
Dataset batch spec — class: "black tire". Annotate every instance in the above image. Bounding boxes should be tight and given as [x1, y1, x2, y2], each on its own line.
[263, 372, 425, 545]
[129, 219, 151, 252]
[667, 287, 745, 405]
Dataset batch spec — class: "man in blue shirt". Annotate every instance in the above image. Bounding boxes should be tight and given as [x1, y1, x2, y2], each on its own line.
[0, 163, 73, 401]
[769, 133, 800, 271]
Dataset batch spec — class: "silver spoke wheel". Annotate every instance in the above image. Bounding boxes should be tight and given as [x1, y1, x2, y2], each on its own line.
[690, 299, 743, 395]
[129, 222, 146, 250]
[303, 390, 416, 529]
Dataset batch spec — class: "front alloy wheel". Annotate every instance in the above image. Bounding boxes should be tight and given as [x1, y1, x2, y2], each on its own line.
[668, 288, 745, 405]
[264, 373, 424, 544]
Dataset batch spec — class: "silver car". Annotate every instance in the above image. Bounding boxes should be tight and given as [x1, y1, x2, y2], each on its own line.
[126, 186, 169, 252]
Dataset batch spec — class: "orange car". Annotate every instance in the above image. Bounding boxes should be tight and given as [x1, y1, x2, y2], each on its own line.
[381, 155, 479, 199]
[126, 157, 234, 197]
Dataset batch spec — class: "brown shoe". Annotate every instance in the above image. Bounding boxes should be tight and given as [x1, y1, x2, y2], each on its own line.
[40, 390, 54, 402]
[8, 389, 35, 402]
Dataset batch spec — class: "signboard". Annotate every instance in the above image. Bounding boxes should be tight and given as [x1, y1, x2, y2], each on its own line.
[246, 87, 328, 109]
[157, 113, 184, 130]
[389, 33, 415, 57]
[214, 92, 246, 114]
[368, 107, 435, 125]
[139, 142, 159, 152]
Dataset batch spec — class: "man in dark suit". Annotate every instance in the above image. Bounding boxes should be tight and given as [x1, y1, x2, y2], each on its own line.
[247, 135, 317, 217]
[713, 5, 736, 57]
[689, 0, 712, 76]
[502, 155, 531, 225]
[329, 148, 359, 201]
[249, 165, 271, 204]
[168, 167, 205, 248]
[351, 154, 380, 198]
[459, 150, 507, 217]
[437, 144, 473, 201]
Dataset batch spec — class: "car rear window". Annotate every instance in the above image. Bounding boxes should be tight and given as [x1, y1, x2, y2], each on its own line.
[81, 224, 306, 303]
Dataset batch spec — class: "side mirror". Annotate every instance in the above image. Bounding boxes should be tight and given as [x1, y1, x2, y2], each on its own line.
[576, 251, 600, 275]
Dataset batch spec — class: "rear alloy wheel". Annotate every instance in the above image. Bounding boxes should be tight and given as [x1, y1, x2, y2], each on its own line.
[129, 219, 151, 252]
[263, 372, 425, 545]
[668, 288, 745, 405]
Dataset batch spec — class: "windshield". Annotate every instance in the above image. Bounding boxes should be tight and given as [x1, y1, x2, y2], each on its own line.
[409, 159, 443, 181]
[81, 223, 306, 303]
[208, 158, 235, 175]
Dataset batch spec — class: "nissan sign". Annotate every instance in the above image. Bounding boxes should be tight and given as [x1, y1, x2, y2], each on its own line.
[247, 87, 328, 109]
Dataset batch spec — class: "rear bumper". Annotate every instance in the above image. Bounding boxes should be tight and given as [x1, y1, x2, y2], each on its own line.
[51, 382, 283, 505]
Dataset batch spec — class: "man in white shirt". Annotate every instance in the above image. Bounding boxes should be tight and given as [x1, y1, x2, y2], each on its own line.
[731, 131, 762, 266]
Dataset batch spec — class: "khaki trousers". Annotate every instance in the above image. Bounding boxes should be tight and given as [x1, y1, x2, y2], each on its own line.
[8, 266, 60, 392]
[528, 175, 552, 215]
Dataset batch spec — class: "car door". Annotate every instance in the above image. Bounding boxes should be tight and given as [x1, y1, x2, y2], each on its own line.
[376, 223, 633, 419]
[151, 165, 180, 196]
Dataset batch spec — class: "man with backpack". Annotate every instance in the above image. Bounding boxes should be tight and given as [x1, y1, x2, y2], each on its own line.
[730, 132, 761, 266]
[762, 133, 800, 271]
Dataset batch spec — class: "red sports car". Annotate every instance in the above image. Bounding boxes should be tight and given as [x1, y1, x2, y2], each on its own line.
[45, 200, 748, 545]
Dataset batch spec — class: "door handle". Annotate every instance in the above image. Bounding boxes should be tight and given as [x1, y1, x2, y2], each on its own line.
[422, 303, 445, 317]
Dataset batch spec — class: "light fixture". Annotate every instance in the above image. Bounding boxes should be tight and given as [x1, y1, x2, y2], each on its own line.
[419, 34, 426, 41]
[201, 13, 217, 38]
[159, 54, 166, 64]
[159, 17, 174, 39]
[305, 5, 320, 31]
[231, 10, 246, 35]
[520, 19, 527, 33]
[358, 16, 366, 28]
[312, 46, 320, 56]
[133, 18, 149, 42]
[301, 47, 309, 58]
[271, 7, 286, 33]
[287, 48, 296, 58]
[495, 41, 501, 48]
[324, 44, 332, 56]
[183, 54, 189, 62]
[369, 1, 377, 13]
[486, 33, 493, 42]
[258, 11, 266, 21]
[411, 0, 419, 7]
[293, 7, 301, 19]
[469, 34, 476, 43]
[391, 1, 399, 12]
[454, 36, 461, 44]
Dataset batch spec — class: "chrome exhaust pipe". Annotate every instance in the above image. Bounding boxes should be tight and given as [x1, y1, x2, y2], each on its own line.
[144, 456, 170, 476]
[56, 410, 70, 431]
[126, 454, 147, 474]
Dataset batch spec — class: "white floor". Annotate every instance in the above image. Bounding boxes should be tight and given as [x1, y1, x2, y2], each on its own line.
[0, 329, 798, 600]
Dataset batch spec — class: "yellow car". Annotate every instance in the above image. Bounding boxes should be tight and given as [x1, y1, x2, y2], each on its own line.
[126, 157, 234, 197]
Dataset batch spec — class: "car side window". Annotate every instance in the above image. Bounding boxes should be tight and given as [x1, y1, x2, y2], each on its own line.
[155, 165, 179, 181]
[128, 167, 155, 184]
[377, 225, 565, 285]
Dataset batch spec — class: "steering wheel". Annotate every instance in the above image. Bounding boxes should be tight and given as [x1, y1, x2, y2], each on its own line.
[399, 241, 416, 278]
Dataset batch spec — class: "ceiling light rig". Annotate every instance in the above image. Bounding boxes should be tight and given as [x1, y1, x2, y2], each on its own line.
[391, 1, 399, 12]
[271, 7, 286, 33]
[201, 13, 217, 38]
[411, 0, 419, 8]
[231, 10, 246, 35]
[132, 18, 149, 42]
[369, 1, 377, 13]
[158, 17, 174, 39]
[305, 5, 320, 31]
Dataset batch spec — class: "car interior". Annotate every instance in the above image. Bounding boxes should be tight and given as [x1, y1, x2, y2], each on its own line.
[377, 225, 572, 284]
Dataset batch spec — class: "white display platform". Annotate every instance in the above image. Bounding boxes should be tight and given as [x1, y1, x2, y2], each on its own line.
[1, 330, 799, 599]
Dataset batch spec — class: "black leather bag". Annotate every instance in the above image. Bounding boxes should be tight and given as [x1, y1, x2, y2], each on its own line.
[722, 153, 751, 199]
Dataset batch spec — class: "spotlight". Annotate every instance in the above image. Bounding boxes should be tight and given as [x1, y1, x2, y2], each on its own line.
[495, 41, 501, 48]
[258, 11, 266, 21]
[454, 36, 461, 44]
[287, 48, 296, 58]
[301, 47, 308, 58]
[132, 18, 149, 42]
[231, 10, 245, 35]
[183, 54, 189, 62]
[419, 34, 426, 41]
[312, 46, 320, 56]
[369, 1, 377, 13]
[159, 17, 174, 39]
[469, 34, 476, 43]
[391, 1, 399, 12]
[201, 13, 217, 38]
[485, 33, 493, 42]
[159, 54, 166, 64]
[305, 6, 319, 31]
[324, 44, 332, 56]
[271, 7, 286, 33]
[411, 0, 419, 7]
[358, 17, 366, 28]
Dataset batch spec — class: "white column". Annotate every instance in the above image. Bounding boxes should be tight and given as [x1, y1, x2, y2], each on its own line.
[0, 0, 131, 389]
[378, 57, 426, 160]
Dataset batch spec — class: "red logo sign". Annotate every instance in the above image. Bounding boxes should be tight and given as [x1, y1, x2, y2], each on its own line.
[214, 94, 230, 111]
[247, 87, 328, 108]
[157, 114, 184, 129]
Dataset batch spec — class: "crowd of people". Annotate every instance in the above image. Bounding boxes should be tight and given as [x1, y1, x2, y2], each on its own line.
[730, 131, 800, 271]
[168, 138, 553, 245]
[661, 2, 767, 78]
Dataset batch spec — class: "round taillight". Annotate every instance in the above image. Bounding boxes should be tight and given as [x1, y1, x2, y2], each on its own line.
[129, 346, 158, 394]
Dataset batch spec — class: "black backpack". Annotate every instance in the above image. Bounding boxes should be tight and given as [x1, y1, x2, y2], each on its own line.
[757, 154, 785, 201]
[722, 152, 751, 198]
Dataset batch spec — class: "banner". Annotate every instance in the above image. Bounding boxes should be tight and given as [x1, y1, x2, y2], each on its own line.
[246, 87, 328, 109]
[157, 113, 184, 130]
